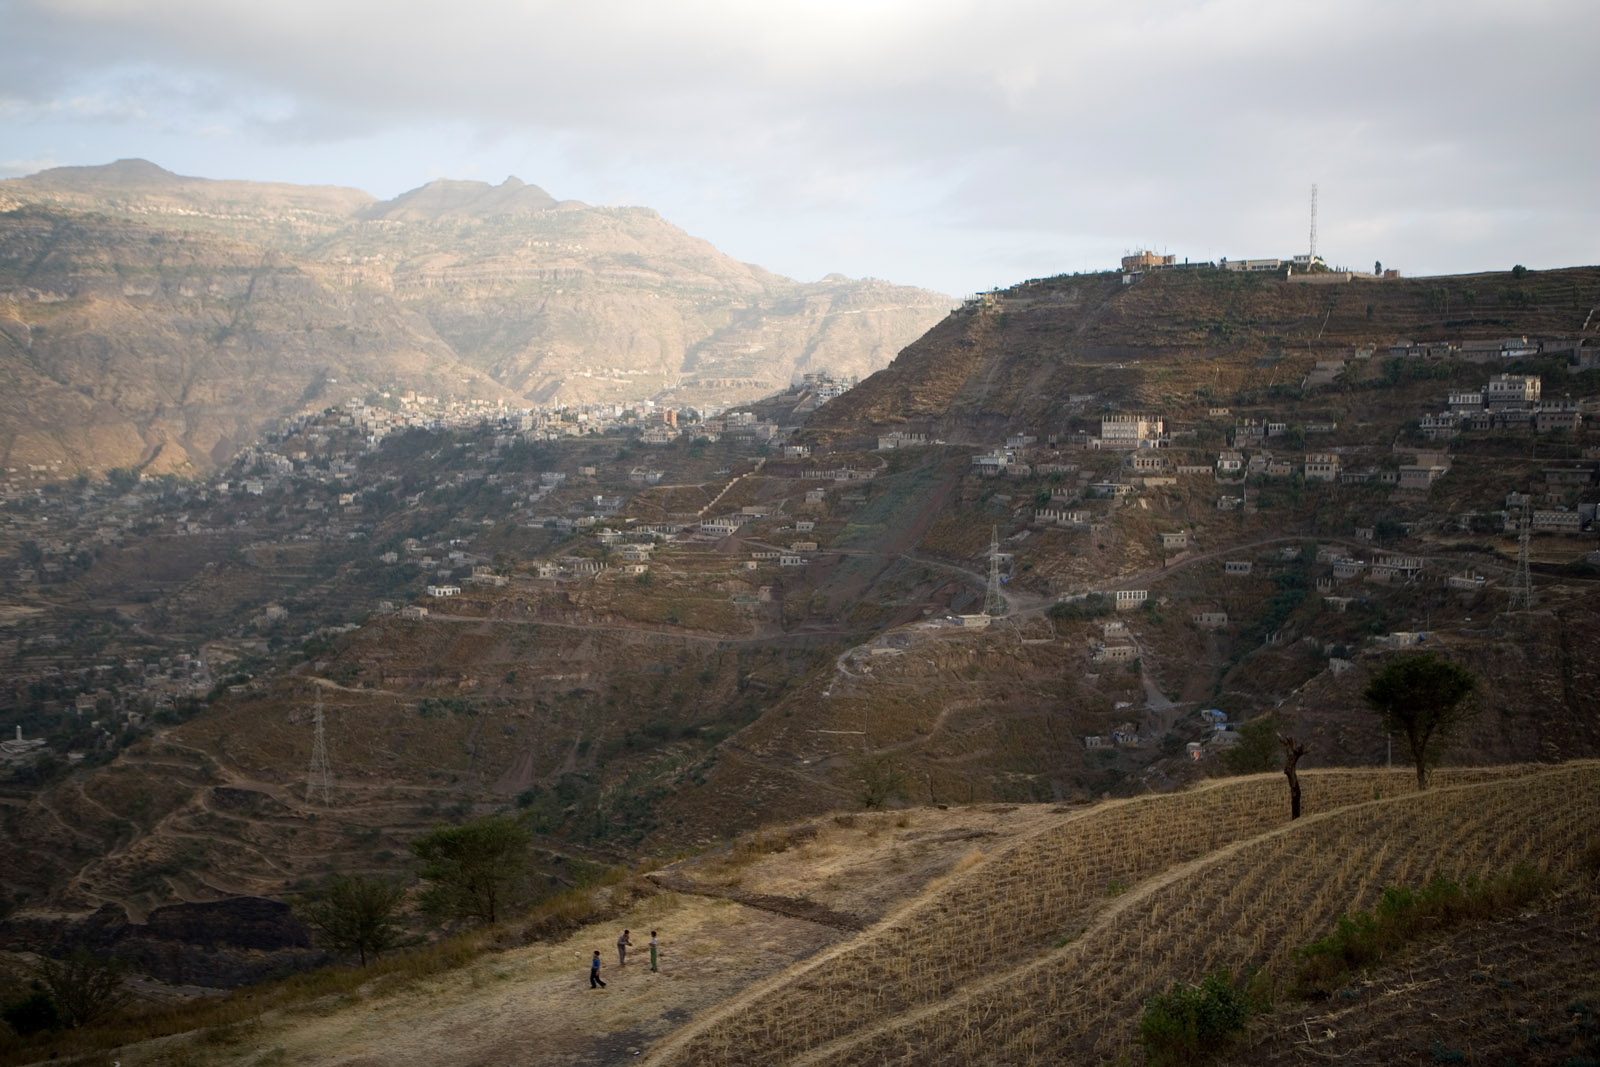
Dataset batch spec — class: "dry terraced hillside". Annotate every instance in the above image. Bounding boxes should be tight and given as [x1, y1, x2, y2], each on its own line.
[807, 264, 1600, 446]
[649, 763, 1598, 1066]
[35, 762, 1596, 1067]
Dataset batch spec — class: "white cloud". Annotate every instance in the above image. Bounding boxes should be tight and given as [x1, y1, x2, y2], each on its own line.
[4, 0, 1598, 292]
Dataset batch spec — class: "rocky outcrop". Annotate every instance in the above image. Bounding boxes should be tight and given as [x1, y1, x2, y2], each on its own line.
[0, 897, 325, 988]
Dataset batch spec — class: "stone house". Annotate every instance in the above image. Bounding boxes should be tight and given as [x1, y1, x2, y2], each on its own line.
[1304, 454, 1341, 482]
[1114, 589, 1149, 610]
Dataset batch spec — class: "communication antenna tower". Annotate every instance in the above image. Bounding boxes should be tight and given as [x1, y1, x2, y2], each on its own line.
[984, 526, 1007, 617]
[1508, 501, 1534, 611]
[307, 692, 333, 806]
[1308, 183, 1319, 262]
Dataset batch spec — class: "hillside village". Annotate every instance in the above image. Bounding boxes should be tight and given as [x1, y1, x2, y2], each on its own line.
[5, 0, 1600, 1051]
[2, 267, 1598, 772]
[0, 374, 859, 770]
[0, 263, 1598, 1067]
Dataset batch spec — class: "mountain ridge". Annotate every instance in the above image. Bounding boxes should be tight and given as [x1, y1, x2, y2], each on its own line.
[0, 161, 952, 476]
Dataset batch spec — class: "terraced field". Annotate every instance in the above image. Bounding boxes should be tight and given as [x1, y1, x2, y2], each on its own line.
[649, 763, 1597, 1066]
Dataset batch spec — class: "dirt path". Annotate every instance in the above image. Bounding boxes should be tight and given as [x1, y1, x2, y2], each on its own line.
[697, 457, 765, 517]
[645, 873, 866, 931]
[116, 893, 844, 1067]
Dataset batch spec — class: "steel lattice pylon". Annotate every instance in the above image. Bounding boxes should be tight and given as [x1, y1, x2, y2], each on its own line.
[307, 693, 333, 806]
[984, 526, 1007, 617]
[1508, 504, 1534, 611]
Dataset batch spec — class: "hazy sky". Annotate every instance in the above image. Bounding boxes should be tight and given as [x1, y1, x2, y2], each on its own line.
[2, 0, 1596, 295]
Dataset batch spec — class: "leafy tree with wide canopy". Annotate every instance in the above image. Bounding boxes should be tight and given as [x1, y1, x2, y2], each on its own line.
[409, 815, 531, 925]
[1363, 653, 1476, 790]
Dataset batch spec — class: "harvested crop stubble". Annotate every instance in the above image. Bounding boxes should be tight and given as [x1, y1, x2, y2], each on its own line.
[804, 762, 1599, 1066]
[652, 765, 1534, 1067]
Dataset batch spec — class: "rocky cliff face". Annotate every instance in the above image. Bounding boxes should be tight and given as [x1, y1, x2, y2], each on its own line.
[0, 207, 509, 476]
[0, 162, 952, 475]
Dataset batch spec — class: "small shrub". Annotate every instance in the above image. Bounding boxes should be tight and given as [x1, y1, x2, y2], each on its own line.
[1048, 593, 1112, 621]
[1139, 968, 1253, 1067]
[851, 754, 905, 810]
[1294, 868, 1554, 997]
[1, 986, 62, 1035]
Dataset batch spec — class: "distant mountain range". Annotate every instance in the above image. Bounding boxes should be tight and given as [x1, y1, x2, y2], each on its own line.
[0, 161, 952, 476]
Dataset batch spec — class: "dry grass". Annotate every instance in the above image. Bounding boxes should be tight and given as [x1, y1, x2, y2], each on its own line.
[806, 762, 1599, 1066]
[648, 764, 1576, 1066]
[108, 891, 832, 1067]
[1, 872, 654, 1067]
[0, 930, 492, 1067]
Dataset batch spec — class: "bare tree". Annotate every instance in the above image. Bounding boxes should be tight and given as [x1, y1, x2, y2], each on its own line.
[1278, 734, 1309, 819]
[33, 947, 132, 1028]
[299, 875, 410, 965]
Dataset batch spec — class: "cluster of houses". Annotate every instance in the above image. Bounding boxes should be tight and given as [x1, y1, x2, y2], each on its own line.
[981, 408, 1471, 517]
[1215, 446, 1450, 491]
[1385, 337, 1592, 363]
[972, 419, 1167, 480]
[1420, 374, 1585, 439]
[1504, 481, 1600, 536]
[1309, 339, 1597, 393]
[2, 648, 215, 768]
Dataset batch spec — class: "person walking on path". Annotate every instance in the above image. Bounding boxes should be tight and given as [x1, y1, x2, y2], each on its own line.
[589, 950, 606, 989]
[617, 928, 633, 967]
[649, 930, 658, 973]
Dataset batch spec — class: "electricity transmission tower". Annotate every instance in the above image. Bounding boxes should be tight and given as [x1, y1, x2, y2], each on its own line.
[307, 693, 333, 806]
[1507, 502, 1534, 611]
[984, 526, 1008, 617]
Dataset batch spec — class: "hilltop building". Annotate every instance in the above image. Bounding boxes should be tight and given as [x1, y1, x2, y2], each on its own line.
[1121, 251, 1175, 272]
[1221, 258, 1289, 273]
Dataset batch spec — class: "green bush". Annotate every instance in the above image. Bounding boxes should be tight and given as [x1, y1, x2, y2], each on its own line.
[1048, 593, 1112, 621]
[1294, 868, 1553, 997]
[1139, 968, 1253, 1067]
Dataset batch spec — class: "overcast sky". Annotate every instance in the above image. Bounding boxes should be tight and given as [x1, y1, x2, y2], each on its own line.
[2, 0, 1596, 296]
